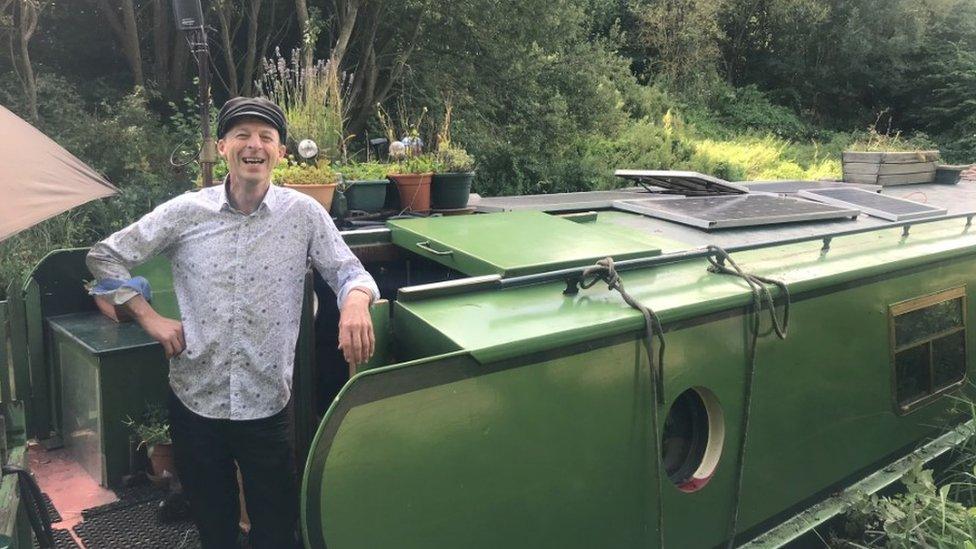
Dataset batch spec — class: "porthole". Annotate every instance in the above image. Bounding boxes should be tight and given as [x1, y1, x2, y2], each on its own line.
[661, 387, 725, 492]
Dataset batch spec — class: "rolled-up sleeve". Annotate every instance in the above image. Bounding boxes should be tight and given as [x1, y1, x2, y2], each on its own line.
[86, 201, 178, 305]
[305, 202, 379, 308]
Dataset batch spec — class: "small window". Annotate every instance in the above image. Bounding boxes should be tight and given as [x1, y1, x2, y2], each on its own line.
[890, 286, 967, 412]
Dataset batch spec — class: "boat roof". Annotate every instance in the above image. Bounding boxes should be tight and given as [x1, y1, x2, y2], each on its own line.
[473, 180, 976, 252]
[384, 178, 976, 362]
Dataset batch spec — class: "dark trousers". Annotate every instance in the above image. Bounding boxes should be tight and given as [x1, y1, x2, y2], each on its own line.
[168, 391, 300, 549]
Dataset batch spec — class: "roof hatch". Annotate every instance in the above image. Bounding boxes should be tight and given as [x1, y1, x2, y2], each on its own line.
[614, 169, 749, 195]
[387, 211, 661, 277]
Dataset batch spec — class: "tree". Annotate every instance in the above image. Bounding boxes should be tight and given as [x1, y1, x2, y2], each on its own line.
[149, 0, 190, 99]
[317, 0, 431, 137]
[88, 0, 193, 99]
[93, 0, 143, 88]
[632, 0, 725, 92]
[1, 0, 42, 121]
[294, 0, 314, 71]
[211, 0, 291, 97]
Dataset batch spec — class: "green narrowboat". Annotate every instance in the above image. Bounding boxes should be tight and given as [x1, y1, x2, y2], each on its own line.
[3, 171, 976, 548]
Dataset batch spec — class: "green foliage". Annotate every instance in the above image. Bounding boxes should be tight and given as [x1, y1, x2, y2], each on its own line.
[632, 0, 724, 94]
[337, 161, 391, 181]
[694, 84, 819, 140]
[832, 464, 976, 547]
[123, 403, 171, 449]
[390, 154, 440, 175]
[272, 157, 339, 185]
[436, 147, 475, 173]
[826, 395, 976, 547]
[688, 136, 840, 181]
[847, 126, 939, 153]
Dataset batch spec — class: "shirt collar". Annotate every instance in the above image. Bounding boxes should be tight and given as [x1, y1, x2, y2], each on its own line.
[217, 176, 278, 215]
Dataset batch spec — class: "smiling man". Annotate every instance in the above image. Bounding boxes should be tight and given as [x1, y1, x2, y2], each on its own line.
[86, 97, 379, 548]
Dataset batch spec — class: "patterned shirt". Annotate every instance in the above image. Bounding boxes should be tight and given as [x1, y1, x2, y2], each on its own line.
[87, 183, 379, 420]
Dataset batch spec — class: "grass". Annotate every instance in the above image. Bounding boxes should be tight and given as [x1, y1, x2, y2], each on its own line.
[687, 134, 843, 181]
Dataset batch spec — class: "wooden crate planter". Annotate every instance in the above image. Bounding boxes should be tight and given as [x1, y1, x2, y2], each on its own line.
[842, 150, 940, 186]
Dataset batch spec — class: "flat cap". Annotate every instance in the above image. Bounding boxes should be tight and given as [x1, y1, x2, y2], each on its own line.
[217, 97, 287, 143]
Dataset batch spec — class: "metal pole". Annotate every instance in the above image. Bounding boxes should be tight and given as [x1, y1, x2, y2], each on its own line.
[191, 28, 217, 187]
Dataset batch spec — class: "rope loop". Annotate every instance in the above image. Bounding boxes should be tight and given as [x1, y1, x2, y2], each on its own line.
[704, 245, 792, 549]
[578, 256, 666, 548]
[579, 257, 666, 401]
[705, 245, 790, 340]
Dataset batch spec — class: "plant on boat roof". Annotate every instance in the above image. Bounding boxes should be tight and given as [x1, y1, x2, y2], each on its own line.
[434, 101, 475, 173]
[848, 112, 938, 153]
[389, 153, 441, 175]
[273, 156, 338, 185]
[436, 145, 475, 173]
[124, 403, 171, 449]
[338, 161, 391, 181]
[377, 102, 429, 159]
[257, 48, 353, 162]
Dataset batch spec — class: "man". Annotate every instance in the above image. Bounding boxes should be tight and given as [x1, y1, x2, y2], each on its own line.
[87, 97, 379, 548]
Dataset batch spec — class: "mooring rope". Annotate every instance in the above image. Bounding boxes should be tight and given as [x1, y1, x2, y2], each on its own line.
[704, 245, 791, 549]
[579, 257, 667, 548]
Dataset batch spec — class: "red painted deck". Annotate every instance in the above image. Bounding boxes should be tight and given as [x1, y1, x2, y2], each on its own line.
[29, 443, 118, 548]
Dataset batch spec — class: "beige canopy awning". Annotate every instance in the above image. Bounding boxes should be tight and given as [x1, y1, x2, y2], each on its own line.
[0, 106, 118, 243]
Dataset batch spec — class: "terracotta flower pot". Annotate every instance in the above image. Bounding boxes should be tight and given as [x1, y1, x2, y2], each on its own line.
[388, 173, 432, 213]
[148, 442, 176, 479]
[283, 183, 338, 211]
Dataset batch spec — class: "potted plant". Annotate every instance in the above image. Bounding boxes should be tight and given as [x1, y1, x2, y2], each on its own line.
[388, 153, 440, 213]
[432, 145, 476, 210]
[337, 161, 390, 213]
[274, 157, 340, 210]
[124, 404, 175, 485]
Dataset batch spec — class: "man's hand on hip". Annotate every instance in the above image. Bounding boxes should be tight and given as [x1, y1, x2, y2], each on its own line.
[125, 294, 186, 359]
[338, 288, 374, 367]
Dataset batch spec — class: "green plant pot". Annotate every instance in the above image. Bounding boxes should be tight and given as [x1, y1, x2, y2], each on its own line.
[345, 179, 389, 212]
[431, 172, 475, 209]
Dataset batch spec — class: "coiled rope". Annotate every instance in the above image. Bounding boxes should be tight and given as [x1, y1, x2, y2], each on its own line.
[579, 257, 667, 548]
[705, 245, 791, 549]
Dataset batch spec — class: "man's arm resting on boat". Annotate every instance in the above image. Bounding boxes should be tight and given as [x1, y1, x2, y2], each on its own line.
[86, 199, 184, 358]
[123, 294, 185, 359]
[86, 199, 180, 304]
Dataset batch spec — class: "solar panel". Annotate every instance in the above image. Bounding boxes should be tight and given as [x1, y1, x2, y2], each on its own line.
[743, 180, 882, 194]
[796, 188, 946, 221]
[475, 189, 678, 213]
[614, 170, 749, 195]
[612, 195, 859, 230]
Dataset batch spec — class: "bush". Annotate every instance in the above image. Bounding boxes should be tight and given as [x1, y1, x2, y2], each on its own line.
[693, 83, 820, 141]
